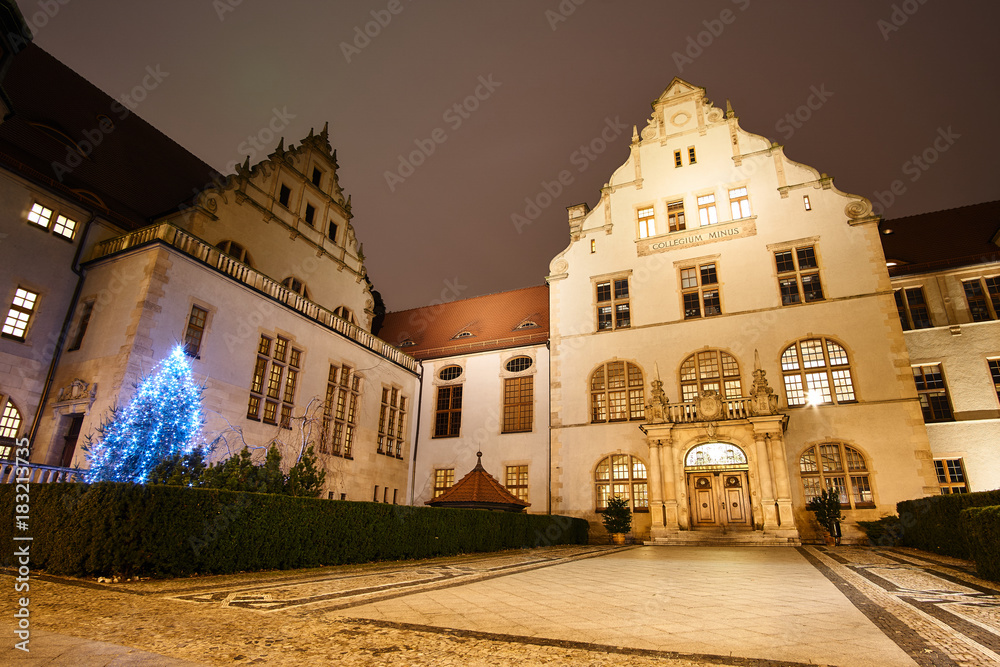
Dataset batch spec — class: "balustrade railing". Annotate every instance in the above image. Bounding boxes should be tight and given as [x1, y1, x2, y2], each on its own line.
[0, 461, 81, 484]
[91, 223, 418, 373]
[664, 396, 753, 423]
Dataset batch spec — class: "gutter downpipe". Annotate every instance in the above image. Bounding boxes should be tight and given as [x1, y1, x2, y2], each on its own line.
[27, 212, 97, 456]
[408, 360, 425, 505]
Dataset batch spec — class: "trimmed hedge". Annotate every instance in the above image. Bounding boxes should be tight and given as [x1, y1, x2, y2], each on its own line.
[897, 489, 1000, 559]
[960, 506, 1000, 582]
[0, 483, 588, 577]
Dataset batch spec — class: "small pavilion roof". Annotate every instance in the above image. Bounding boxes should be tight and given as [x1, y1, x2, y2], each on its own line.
[425, 452, 529, 512]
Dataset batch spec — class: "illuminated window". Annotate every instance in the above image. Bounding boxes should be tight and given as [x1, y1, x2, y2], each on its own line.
[183, 305, 209, 357]
[52, 215, 77, 239]
[590, 239, 597, 254]
[434, 385, 463, 437]
[503, 376, 533, 434]
[894, 287, 932, 330]
[667, 200, 686, 232]
[962, 277, 1000, 322]
[935, 459, 968, 494]
[595, 454, 648, 511]
[2, 288, 38, 340]
[590, 361, 644, 423]
[680, 262, 721, 319]
[321, 364, 360, 457]
[800, 443, 873, 509]
[596, 276, 630, 330]
[680, 350, 742, 401]
[990, 359, 1000, 403]
[0, 400, 22, 439]
[803, 195, 812, 211]
[674, 150, 682, 168]
[27, 203, 53, 228]
[433, 468, 454, 498]
[697, 194, 717, 226]
[247, 334, 301, 429]
[505, 465, 528, 502]
[687, 146, 697, 164]
[728, 187, 751, 219]
[775, 245, 823, 305]
[378, 386, 407, 457]
[912, 364, 953, 423]
[637, 206, 655, 239]
[781, 338, 855, 407]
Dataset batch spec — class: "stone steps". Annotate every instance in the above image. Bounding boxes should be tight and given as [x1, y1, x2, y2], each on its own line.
[645, 532, 801, 547]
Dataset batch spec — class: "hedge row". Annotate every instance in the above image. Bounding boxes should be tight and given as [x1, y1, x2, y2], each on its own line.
[960, 506, 1000, 582]
[0, 483, 588, 577]
[897, 489, 1000, 559]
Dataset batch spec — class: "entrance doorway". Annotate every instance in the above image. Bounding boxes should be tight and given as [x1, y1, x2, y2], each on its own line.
[684, 442, 752, 530]
[59, 414, 84, 468]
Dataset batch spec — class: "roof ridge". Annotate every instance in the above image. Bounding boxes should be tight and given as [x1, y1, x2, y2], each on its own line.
[385, 283, 548, 316]
[884, 199, 1000, 223]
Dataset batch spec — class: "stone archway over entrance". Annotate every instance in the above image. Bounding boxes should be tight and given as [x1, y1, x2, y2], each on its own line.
[685, 443, 752, 530]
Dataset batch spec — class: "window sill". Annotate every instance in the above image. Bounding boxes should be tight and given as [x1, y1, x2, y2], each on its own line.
[432, 434, 460, 439]
[0, 333, 27, 343]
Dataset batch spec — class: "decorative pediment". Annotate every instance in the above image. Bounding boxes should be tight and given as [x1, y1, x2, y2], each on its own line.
[53, 378, 97, 415]
[653, 77, 704, 105]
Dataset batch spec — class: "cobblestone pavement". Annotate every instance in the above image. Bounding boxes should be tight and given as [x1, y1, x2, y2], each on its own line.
[1, 545, 998, 666]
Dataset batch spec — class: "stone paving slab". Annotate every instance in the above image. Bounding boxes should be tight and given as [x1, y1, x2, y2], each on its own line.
[0, 626, 200, 665]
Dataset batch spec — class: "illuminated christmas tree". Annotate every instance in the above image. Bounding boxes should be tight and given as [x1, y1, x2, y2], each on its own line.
[85, 345, 204, 483]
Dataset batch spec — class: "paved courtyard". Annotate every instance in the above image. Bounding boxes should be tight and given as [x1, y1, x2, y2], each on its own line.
[3, 545, 999, 666]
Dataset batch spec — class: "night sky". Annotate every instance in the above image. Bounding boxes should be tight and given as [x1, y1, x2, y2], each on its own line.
[28, 0, 1000, 311]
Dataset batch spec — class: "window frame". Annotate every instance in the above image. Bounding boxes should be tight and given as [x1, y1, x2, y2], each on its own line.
[590, 361, 645, 423]
[728, 187, 751, 220]
[378, 385, 407, 458]
[66, 298, 95, 352]
[680, 262, 721, 319]
[894, 287, 933, 330]
[505, 465, 528, 502]
[679, 349, 742, 401]
[780, 337, 856, 407]
[799, 442, 875, 509]
[2, 287, 39, 341]
[989, 358, 1000, 404]
[774, 244, 824, 306]
[433, 384, 463, 438]
[697, 193, 718, 226]
[594, 454, 649, 512]
[433, 468, 454, 498]
[934, 458, 969, 494]
[594, 274, 631, 331]
[667, 200, 686, 232]
[183, 304, 209, 358]
[27, 202, 78, 241]
[962, 277, 1000, 322]
[637, 206, 655, 239]
[320, 363, 361, 457]
[912, 363, 954, 423]
[246, 334, 302, 431]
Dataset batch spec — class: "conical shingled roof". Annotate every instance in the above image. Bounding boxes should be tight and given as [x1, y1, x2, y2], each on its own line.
[425, 452, 529, 513]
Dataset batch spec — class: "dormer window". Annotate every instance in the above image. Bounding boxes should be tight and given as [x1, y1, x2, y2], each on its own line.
[282, 277, 309, 298]
[399, 340, 415, 348]
[217, 240, 253, 267]
[312, 168, 323, 187]
[334, 306, 356, 325]
[453, 331, 473, 339]
[515, 320, 538, 330]
[304, 204, 316, 226]
[278, 184, 291, 208]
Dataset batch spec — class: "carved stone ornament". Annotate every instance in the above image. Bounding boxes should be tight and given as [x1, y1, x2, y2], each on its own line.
[845, 198, 873, 220]
[747, 349, 779, 416]
[695, 390, 723, 421]
[54, 379, 97, 414]
[644, 378, 670, 424]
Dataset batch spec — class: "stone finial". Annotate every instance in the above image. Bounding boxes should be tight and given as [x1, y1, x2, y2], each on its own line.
[726, 99, 735, 119]
[631, 125, 640, 145]
[748, 348, 779, 416]
[645, 375, 670, 425]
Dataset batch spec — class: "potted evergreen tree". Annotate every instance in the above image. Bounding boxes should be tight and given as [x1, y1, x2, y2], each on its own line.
[602, 495, 632, 544]
[806, 488, 843, 546]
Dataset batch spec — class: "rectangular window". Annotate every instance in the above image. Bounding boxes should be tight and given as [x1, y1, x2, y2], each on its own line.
[183, 305, 209, 357]
[680, 263, 721, 319]
[895, 287, 933, 330]
[688, 146, 697, 164]
[697, 194, 717, 226]
[52, 215, 77, 240]
[433, 468, 454, 498]
[912, 364, 954, 423]
[674, 150, 682, 167]
[27, 203, 53, 228]
[963, 277, 1000, 322]
[2, 288, 38, 340]
[934, 459, 969, 494]
[505, 465, 528, 502]
[775, 245, 823, 305]
[312, 167, 323, 187]
[595, 277, 630, 330]
[803, 195, 812, 211]
[247, 334, 301, 428]
[304, 203, 316, 226]
[502, 376, 533, 433]
[728, 187, 751, 219]
[374, 485, 380, 502]
[278, 184, 291, 207]
[989, 359, 1000, 403]
[323, 363, 360, 456]
[328, 221, 338, 243]
[434, 385, 462, 437]
[67, 299, 94, 352]
[637, 206, 655, 239]
[378, 386, 407, 457]
[667, 200, 686, 232]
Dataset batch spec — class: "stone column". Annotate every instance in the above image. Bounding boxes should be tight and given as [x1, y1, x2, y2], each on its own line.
[647, 439, 666, 537]
[768, 432, 797, 529]
[753, 432, 778, 530]
[660, 433, 681, 531]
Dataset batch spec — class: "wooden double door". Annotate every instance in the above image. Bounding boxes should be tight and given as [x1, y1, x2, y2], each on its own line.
[687, 471, 751, 528]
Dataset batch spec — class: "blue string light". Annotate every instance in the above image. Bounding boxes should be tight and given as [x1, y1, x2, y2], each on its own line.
[85, 345, 204, 484]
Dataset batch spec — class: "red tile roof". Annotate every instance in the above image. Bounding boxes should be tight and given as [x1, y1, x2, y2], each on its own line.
[0, 43, 222, 228]
[882, 200, 1000, 276]
[425, 454, 529, 511]
[379, 284, 548, 360]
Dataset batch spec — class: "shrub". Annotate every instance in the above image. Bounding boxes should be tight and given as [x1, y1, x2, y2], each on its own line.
[0, 483, 588, 577]
[897, 489, 1000, 559]
[960, 506, 1000, 582]
[601, 496, 632, 534]
[856, 515, 903, 546]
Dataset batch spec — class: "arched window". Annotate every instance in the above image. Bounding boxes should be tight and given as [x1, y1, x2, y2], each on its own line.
[800, 443, 874, 509]
[0, 399, 23, 459]
[595, 454, 648, 511]
[334, 306, 356, 325]
[281, 277, 309, 299]
[780, 338, 856, 407]
[216, 240, 253, 267]
[679, 350, 742, 401]
[590, 361, 645, 423]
